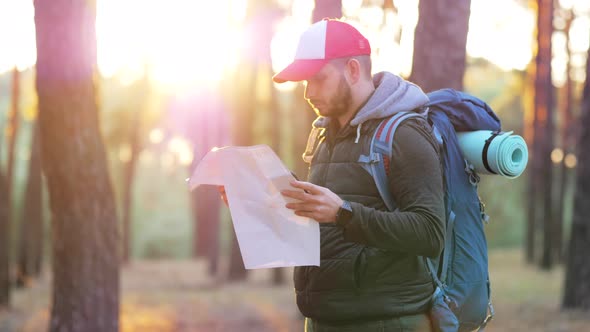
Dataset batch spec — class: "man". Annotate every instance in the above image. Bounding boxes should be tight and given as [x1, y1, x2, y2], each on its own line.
[275, 19, 445, 331]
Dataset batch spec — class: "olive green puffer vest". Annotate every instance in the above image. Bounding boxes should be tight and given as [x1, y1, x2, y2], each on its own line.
[294, 117, 434, 323]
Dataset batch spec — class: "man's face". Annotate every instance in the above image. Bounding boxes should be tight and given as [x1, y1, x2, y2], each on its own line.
[304, 62, 352, 119]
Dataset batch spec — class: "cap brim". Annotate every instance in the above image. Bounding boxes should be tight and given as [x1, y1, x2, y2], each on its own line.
[272, 59, 328, 83]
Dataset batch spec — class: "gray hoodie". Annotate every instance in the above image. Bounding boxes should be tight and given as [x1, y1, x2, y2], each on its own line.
[312, 71, 429, 130]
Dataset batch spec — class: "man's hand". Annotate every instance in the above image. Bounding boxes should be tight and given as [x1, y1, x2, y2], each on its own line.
[281, 180, 343, 223]
[218, 186, 228, 206]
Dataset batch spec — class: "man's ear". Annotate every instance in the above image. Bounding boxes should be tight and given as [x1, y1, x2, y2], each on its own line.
[345, 58, 362, 84]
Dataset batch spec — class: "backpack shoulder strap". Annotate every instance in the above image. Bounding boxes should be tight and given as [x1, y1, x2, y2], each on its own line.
[373, 111, 452, 306]
[370, 112, 422, 212]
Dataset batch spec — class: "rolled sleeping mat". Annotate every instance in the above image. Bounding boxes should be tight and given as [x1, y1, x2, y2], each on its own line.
[456, 130, 528, 178]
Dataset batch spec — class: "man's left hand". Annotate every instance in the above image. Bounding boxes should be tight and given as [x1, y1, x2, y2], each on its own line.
[281, 180, 343, 223]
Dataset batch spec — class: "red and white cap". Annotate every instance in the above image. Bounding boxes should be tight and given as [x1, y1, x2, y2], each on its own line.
[273, 19, 371, 83]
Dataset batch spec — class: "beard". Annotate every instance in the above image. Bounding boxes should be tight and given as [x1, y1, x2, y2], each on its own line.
[308, 75, 352, 119]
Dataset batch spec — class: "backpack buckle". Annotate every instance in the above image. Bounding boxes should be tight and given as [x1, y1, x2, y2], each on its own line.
[479, 197, 490, 224]
[443, 295, 458, 311]
[464, 159, 480, 186]
[370, 152, 381, 163]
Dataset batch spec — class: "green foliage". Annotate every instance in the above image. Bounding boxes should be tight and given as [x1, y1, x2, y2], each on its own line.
[464, 60, 529, 248]
[99, 75, 164, 151]
[126, 158, 237, 260]
[479, 175, 527, 248]
[130, 159, 192, 259]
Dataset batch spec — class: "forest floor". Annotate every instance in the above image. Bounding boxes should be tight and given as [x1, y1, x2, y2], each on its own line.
[1, 249, 589, 332]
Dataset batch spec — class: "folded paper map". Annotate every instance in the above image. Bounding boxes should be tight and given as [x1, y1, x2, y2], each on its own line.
[188, 145, 320, 269]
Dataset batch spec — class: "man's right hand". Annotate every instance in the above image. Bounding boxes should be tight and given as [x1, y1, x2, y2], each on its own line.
[218, 186, 228, 206]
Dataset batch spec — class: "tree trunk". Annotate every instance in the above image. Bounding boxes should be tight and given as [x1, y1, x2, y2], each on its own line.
[525, 177, 538, 263]
[227, 227, 247, 281]
[121, 148, 137, 264]
[16, 121, 44, 287]
[34, 0, 120, 330]
[0, 170, 9, 308]
[536, 0, 555, 270]
[312, 0, 342, 22]
[562, 36, 590, 309]
[192, 188, 207, 258]
[121, 73, 150, 264]
[523, 62, 538, 263]
[187, 100, 225, 277]
[7, 67, 21, 200]
[0, 65, 21, 307]
[554, 9, 575, 263]
[121, 100, 142, 264]
[410, 0, 471, 91]
[192, 186, 220, 276]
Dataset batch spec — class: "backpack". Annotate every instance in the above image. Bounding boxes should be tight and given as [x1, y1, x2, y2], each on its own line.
[368, 89, 500, 332]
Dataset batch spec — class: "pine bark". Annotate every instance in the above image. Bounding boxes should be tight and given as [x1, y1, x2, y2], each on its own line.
[121, 142, 137, 264]
[192, 186, 220, 276]
[312, 0, 342, 22]
[524, 62, 538, 263]
[562, 35, 590, 309]
[536, 0, 555, 270]
[410, 0, 471, 91]
[554, 9, 575, 263]
[0, 170, 9, 307]
[121, 93, 142, 264]
[563, 35, 590, 309]
[34, 0, 120, 330]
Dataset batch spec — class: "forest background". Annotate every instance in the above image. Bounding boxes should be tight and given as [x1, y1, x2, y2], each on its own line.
[0, 0, 590, 331]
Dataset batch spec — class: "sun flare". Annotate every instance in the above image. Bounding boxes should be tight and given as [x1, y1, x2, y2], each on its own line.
[97, 0, 245, 89]
[0, 0, 589, 88]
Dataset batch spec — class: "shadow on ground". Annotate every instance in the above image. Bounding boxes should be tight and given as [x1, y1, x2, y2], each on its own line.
[1, 249, 589, 331]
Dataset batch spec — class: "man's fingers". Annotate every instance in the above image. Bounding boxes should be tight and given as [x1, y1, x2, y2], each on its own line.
[285, 202, 316, 211]
[294, 210, 313, 218]
[281, 189, 310, 201]
[289, 180, 322, 194]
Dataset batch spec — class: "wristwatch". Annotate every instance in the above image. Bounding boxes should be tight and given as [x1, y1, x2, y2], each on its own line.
[335, 200, 353, 227]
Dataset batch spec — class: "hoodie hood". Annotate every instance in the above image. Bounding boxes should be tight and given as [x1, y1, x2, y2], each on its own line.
[312, 72, 429, 128]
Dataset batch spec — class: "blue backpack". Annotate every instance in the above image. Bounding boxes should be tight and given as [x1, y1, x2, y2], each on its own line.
[368, 89, 500, 332]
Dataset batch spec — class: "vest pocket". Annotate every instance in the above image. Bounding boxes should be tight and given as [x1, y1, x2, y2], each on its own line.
[353, 247, 367, 289]
[293, 266, 308, 290]
[303, 245, 366, 291]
